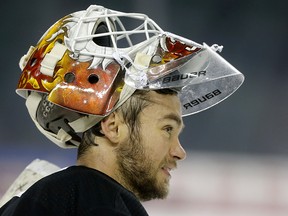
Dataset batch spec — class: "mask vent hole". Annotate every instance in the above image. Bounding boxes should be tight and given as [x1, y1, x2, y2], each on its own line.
[88, 74, 99, 84]
[64, 72, 75, 83]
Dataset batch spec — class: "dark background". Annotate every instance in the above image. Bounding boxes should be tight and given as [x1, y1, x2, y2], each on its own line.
[0, 0, 287, 167]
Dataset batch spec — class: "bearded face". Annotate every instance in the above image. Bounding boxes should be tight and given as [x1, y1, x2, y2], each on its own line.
[115, 134, 172, 201]
[115, 91, 185, 201]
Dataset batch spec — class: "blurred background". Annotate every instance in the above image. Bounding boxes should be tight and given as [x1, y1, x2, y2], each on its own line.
[0, 0, 287, 215]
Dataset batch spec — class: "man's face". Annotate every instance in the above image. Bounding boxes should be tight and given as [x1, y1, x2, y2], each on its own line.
[116, 91, 186, 201]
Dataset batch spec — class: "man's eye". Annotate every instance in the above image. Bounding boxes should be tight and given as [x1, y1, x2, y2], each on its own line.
[164, 127, 173, 134]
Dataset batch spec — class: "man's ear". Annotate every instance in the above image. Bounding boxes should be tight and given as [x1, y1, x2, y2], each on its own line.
[100, 112, 125, 143]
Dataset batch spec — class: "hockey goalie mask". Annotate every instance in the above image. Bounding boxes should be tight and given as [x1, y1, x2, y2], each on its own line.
[16, 5, 244, 148]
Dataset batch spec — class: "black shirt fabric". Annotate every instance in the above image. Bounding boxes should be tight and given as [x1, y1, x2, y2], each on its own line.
[0, 166, 149, 216]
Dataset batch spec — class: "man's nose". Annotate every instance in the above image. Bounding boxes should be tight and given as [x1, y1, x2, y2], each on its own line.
[170, 139, 186, 161]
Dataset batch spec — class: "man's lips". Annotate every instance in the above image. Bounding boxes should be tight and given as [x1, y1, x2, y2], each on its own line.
[161, 165, 175, 177]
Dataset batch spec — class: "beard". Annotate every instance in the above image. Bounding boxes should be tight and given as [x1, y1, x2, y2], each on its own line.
[115, 135, 170, 201]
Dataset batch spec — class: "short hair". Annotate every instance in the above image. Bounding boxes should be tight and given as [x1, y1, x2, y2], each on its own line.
[77, 89, 177, 158]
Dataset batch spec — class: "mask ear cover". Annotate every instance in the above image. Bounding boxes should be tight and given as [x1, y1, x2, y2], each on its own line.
[93, 22, 113, 47]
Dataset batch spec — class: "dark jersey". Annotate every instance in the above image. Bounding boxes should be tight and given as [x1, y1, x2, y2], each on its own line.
[0, 166, 148, 216]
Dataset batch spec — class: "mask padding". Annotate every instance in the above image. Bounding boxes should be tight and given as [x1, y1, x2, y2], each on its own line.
[36, 94, 83, 143]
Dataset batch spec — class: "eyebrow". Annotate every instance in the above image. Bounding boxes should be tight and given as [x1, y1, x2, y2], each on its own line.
[161, 113, 185, 131]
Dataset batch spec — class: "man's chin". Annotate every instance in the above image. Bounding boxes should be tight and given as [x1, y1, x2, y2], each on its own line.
[136, 180, 170, 201]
